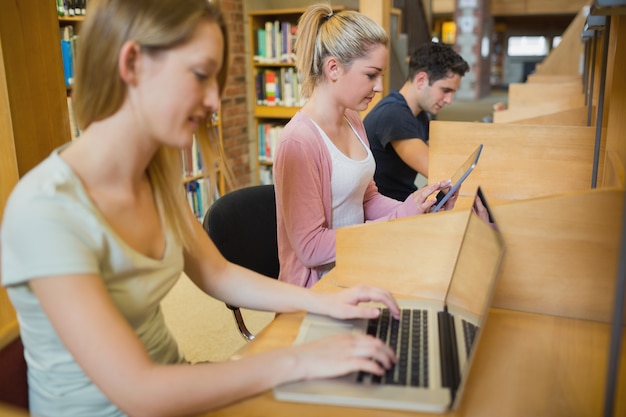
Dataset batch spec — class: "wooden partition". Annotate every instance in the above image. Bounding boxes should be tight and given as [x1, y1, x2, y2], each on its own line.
[506, 82, 584, 109]
[333, 188, 622, 323]
[533, 5, 588, 76]
[493, 6, 591, 125]
[504, 105, 593, 126]
[491, 10, 626, 189]
[332, 208, 469, 300]
[491, 188, 622, 322]
[428, 121, 595, 201]
[600, 14, 626, 188]
[494, 82, 586, 123]
[526, 74, 583, 83]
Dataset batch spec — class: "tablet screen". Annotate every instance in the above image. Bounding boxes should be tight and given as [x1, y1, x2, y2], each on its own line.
[431, 144, 483, 213]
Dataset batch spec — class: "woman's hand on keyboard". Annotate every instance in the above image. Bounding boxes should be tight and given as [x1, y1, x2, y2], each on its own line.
[312, 284, 400, 320]
[286, 332, 397, 381]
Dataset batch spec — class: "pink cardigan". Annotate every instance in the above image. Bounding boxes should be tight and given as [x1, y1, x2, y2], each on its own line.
[273, 110, 420, 288]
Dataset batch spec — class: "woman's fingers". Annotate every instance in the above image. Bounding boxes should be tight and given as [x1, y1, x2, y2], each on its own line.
[294, 333, 396, 380]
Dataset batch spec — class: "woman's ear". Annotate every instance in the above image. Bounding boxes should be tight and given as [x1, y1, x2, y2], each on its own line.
[118, 41, 142, 85]
[325, 57, 340, 82]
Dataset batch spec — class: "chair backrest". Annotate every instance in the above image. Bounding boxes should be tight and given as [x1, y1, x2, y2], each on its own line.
[1, 250, 29, 411]
[203, 184, 279, 279]
[0, 336, 29, 411]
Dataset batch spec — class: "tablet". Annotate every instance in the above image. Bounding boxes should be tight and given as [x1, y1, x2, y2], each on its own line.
[431, 144, 483, 213]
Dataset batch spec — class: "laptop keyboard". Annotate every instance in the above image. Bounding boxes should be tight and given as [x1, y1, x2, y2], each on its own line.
[462, 319, 478, 357]
[357, 308, 429, 387]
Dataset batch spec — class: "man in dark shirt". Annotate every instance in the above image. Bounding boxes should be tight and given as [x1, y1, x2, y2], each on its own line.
[364, 42, 469, 201]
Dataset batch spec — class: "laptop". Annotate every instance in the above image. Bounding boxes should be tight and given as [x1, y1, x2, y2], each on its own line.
[273, 187, 505, 413]
[431, 144, 483, 213]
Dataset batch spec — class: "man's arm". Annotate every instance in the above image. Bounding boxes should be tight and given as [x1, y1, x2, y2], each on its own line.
[390, 138, 430, 177]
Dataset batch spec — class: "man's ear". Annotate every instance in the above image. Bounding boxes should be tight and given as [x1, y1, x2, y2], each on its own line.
[415, 71, 429, 89]
[118, 41, 142, 85]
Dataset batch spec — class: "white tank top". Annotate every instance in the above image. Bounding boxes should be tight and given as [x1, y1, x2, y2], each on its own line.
[313, 118, 375, 229]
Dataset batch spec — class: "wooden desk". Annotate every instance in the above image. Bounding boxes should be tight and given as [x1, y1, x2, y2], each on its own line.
[0, 404, 29, 417]
[198, 189, 626, 417]
[199, 277, 626, 417]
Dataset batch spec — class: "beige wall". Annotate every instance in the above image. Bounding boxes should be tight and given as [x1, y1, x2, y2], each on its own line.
[244, 0, 360, 12]
[433, 0, 589, 15]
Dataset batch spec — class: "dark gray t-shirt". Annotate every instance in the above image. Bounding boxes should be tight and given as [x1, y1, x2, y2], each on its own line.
[364, 90, 430, 201]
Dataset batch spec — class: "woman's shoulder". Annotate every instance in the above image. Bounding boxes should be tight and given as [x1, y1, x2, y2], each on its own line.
[276, 112, 329, 168]
[280, 112, 320, 145]
[3, 150, 88, 225]
[283, 111, 313, 131]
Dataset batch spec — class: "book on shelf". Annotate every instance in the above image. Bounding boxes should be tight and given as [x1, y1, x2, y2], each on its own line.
[60, 39, 74, 87]
[281, 67, 297, 107]
[254, 20, 296, 63]
[185, 178, 215, 221]
[181, 134, 222, 221]
[256, 28, 267, 58]
[60, 25, 78, 87]
[265, 21, 273, 61]
[181, 135, 203, 179]
[259, 166, 274, 185]
[257, 123, 283, 163]
[265, 70, 277, 106]
[280, 21, 294, 63]
[66, 94, 81, 141]
[57, 0, 87, 17]
[255, 68, 302, 107]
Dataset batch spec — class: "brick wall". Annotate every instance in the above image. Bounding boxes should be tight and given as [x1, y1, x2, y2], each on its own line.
[220, 0, 252, 188]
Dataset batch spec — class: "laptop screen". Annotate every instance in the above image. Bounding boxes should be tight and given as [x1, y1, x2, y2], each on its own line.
[445, 188, 504, 318]
[444, 186, 505, 407]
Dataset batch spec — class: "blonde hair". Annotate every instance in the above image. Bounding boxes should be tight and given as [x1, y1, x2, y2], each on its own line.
[73, 0, 232, 255]
[295, 3, 389, 98]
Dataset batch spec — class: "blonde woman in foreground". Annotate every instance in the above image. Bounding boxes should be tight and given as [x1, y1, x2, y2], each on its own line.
[0, 1, 401, 416]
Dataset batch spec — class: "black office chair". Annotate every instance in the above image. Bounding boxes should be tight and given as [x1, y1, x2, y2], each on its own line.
[202, 184, 279, 341]
[0, 335, 29, 411]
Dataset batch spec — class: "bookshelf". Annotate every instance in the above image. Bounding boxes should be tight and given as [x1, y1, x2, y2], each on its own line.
[58, 13, 83, 141]
[181, 111, 228, 221]
[1, 0, 71, 352]
[248, 7, 346, 184]
[55, 7, 226, 219]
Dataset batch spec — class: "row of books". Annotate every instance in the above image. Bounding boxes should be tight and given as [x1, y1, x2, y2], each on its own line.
[254, 20, 297, 63]
[181, 136, 203, 179]
[255, 68, 305, 107]
[186, 179, 215, 221]
[181, 138, 221, 221]
[259, 166, 274, 185]
[60, 25, 78, 87]
[66, 95, 81, 141]
[56, 0, 87, 16]
[258, 123, 284, 162]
